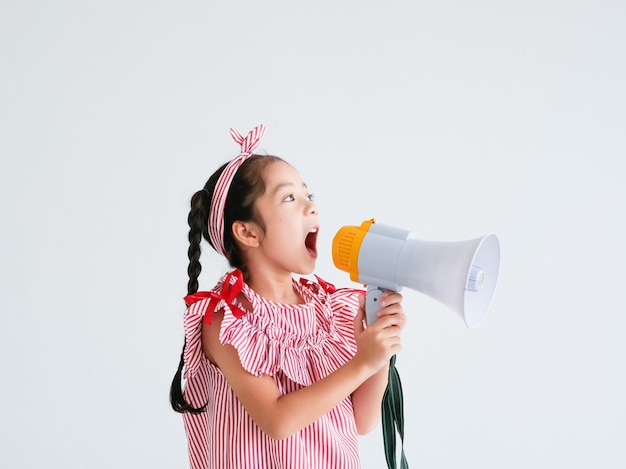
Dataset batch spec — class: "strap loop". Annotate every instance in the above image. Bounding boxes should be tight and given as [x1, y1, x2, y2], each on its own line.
[382, 355, 409, 469]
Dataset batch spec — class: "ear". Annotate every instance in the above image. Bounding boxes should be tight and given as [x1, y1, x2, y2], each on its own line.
[231, 220, 262, 248]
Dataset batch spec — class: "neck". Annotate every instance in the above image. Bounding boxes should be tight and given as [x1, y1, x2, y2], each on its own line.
[245, 267, 302, 304]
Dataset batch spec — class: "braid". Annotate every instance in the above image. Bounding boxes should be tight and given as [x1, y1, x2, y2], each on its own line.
[187, 190, 209, 295]
[170, 189, 211, 414]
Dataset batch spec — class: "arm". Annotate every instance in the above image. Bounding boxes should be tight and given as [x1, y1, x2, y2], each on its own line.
[202, 294, 405, 440]
[351, 364, 389, 434]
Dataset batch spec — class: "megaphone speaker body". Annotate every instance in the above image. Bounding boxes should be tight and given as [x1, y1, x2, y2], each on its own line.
[332, 219, 500, 328]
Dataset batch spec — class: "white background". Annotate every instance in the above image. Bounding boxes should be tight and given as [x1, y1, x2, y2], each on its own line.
[1, 1, 625, 468]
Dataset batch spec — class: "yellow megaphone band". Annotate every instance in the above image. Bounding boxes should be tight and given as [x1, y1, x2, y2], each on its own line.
[331, 218, 375, 283]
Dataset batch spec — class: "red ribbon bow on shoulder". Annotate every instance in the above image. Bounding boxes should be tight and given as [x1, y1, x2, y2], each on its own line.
[184, 270, 248, 325]
[299, 275, 337, 294]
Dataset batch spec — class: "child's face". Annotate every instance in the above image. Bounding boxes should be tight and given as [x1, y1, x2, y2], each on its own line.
[251, 160, 319, 275]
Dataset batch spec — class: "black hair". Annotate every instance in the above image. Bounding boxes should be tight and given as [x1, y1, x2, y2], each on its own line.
[170, 154, 284, 413]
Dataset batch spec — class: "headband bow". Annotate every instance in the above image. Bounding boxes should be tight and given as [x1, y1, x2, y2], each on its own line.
[208, 124, 266, 257]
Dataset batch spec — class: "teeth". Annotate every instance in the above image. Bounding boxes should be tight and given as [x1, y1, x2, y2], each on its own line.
[309, 228, 318, 233]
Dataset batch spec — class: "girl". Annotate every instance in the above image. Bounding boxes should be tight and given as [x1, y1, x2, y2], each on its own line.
[170, 125, 406, 469]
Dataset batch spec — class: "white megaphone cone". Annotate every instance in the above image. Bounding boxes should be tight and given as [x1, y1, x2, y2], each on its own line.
[332, 219, 501, 328]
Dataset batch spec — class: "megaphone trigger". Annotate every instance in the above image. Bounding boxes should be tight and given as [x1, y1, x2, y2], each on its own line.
[365, 285, 385, 325]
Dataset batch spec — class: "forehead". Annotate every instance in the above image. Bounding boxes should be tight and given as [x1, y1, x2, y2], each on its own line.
[262, 160, 305, 188]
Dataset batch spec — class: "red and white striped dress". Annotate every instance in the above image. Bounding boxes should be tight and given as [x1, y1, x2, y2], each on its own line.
[181, 271, 365, 469]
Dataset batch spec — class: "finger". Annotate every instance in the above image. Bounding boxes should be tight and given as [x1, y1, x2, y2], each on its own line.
[369, 314, 405, 331]
[376, 335, 403, 357]
[354, 308, 366, 334]
[358, 292, 366, 311]
[379, 291, 403, 308]
[376, 304, 405, 320]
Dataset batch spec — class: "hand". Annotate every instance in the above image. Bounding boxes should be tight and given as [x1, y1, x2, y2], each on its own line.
[353, 291, 407, 375]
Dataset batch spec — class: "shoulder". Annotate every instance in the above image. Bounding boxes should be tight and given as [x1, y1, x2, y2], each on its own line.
[182, 270, 248, 378]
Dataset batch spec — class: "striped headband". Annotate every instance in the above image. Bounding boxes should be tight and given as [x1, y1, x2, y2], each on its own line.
[208, 124, 267, 257]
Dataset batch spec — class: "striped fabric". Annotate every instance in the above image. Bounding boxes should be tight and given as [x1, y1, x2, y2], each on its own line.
[208, 125, 266, 257]
[182, 272, 365, 469]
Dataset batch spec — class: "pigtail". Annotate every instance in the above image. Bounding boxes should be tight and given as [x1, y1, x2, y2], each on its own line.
[187, 190, 210, 294]
[169, 189, 211, 414]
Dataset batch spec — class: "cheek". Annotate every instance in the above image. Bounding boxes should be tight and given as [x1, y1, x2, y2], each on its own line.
[267, 219, 297, 246]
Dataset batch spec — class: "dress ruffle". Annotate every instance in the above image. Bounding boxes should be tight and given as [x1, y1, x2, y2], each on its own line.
[183, 297, 208, 380]
[182, 272, 363, 386]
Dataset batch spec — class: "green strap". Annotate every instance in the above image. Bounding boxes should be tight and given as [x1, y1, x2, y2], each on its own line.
[382, 355, 409, 469]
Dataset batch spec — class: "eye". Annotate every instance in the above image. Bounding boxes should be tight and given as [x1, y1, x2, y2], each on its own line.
[307, 193, 315, 202]
[283, 194, 295, 202]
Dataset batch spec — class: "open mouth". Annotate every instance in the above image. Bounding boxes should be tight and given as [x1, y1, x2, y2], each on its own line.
[305, 228, 318, 256]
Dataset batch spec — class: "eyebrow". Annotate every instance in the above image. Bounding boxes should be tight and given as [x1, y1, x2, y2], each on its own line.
[272, 182, 308, 194]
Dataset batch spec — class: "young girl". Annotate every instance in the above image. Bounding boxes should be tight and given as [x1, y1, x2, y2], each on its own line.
[170, 125, 407, 469]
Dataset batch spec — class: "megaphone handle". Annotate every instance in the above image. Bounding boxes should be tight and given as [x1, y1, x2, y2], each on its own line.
[365, 286, 384, 325]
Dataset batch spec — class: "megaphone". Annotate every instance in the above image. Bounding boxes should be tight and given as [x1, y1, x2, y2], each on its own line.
[332, 219, 500, 328]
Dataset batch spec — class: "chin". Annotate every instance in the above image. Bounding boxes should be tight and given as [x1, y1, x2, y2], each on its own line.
[296, 260, 317, 276]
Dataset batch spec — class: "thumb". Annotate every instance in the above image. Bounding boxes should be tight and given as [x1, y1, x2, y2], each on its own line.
[354, 294, 366, 334]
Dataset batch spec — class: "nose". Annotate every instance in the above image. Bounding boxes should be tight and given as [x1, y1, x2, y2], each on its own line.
[306, 199, 318, 216]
